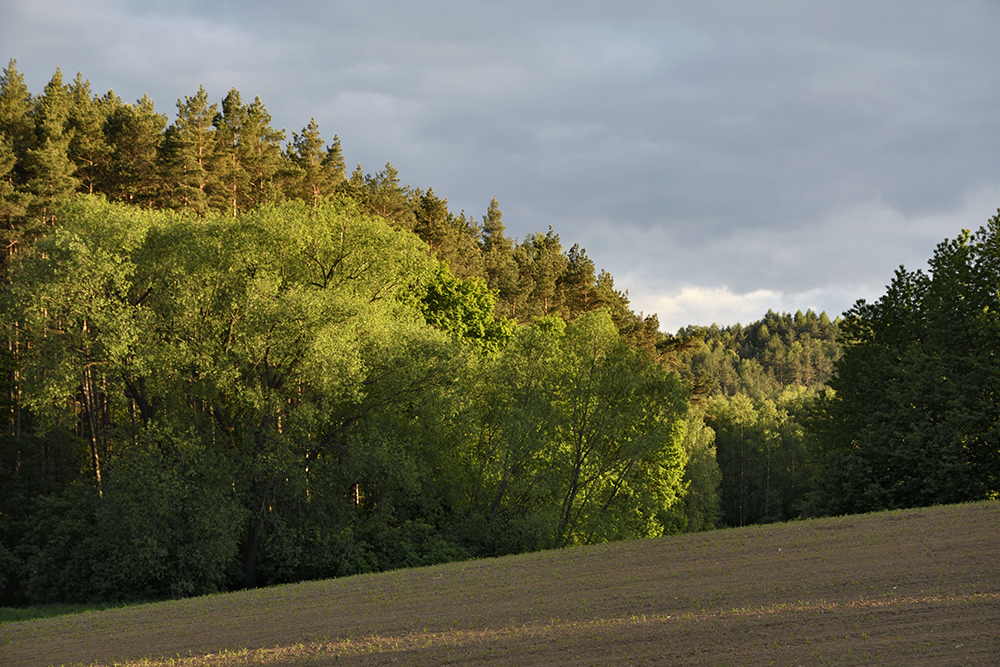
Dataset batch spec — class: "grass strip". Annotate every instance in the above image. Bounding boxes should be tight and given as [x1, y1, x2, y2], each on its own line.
[76, 591, 1000, 667]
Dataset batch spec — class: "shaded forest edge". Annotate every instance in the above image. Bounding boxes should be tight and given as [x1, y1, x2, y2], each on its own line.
[0, 61, 997, 607]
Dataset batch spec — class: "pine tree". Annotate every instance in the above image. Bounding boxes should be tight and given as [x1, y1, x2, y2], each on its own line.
[0, 135, 20, 223]
[211, 90, 284, 215]
[558, 243, 597, 316]
[480, 198, 508, 253]
[517, 228, 567, 318]
[443, 210, 485, 279]
[0, 60, 32, 256]
[412, 190, 484, 279]
[353, 162, 416, 229]
[414, 187, 452, 251]
[211, 89, 250, 216]
[241, 95, 284, 209]
[480, 199, 521, 318]
[103, 95, 166, 206]
[24, 69, 77, 225]
[159, 86, 217, 213]
[284, 119, 344, 205]
[67, 73, 111, 196]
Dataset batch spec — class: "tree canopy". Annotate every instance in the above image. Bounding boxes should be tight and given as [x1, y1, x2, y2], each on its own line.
[0, 195, 694, 604]
[2, 60, 998, 607]
[808, 214, 1000, 515]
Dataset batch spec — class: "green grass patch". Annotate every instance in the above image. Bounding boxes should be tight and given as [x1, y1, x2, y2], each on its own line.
[0, 601, 136, 624]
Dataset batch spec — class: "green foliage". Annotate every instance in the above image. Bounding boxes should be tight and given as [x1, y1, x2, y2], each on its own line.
[2, 191, 693, 604]
[23, 69, 77, 223]
[459, 311, 691, 550]
[416, 263, 515, 355]
[413, 188, 484, 279]
[808, 215, 1000, 515]
[346, 162, 417, 230]
[672, 310, 840, 528]
[211, 90, 285, 214]
[514, 228, 567, 318]
[16, 484, 103, 603]
[282, 119, 345, 207]
[66, 74, 112, 197]
[5, 196, 460, 598]
[0, 68, 670, 349]
[14, 427, 244, 604]
[0, 66, 810, 607]
[102, 95, 167, 207]
[680, 409, 722, 531]
[91, 426, 245, 601]
[158, 86, 217, 212]
[707, 388, 813, 525]
[680, 309, 840, 399]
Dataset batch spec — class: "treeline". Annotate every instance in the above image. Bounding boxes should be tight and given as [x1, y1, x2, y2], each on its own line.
[0, 196, 691, 605]
[0, 61, 661, 348]
[677, 310, 841, 527]
[680, 310, 840, 399]
[0, 62, 695, 606]
[810, 223, 1000, 515]
[2, 61, 998, 607]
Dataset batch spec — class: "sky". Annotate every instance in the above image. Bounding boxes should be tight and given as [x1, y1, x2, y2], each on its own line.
[3, 1, 1000, 332]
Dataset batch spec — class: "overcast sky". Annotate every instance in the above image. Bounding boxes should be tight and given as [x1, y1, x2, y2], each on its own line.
[4, 1, 1000, 332]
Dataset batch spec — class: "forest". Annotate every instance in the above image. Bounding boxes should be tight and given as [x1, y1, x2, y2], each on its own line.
[0, 61, 997, 606]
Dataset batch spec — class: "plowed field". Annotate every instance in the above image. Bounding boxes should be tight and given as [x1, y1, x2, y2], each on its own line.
[3, 501, 998, 666]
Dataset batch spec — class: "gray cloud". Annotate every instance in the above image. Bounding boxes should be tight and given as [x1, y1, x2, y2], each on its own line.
[4, 0, 1000, 331]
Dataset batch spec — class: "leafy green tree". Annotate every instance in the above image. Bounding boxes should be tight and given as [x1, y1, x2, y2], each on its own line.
[809, 214, 1000, 515]
[7, 195, 457, 596]
[550, 311, 689, 545]
[707, 389, 809, 526]
[680, 409, 721, 531]
[455, 318, 562, 554]
[13, 425, 244, 603]
[416, 263, 514, 355]
[460, 311, 690, 549]
[11, 197, 158, 491]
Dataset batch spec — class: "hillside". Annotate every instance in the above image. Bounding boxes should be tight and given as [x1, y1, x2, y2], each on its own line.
[2, 501, 997, 666]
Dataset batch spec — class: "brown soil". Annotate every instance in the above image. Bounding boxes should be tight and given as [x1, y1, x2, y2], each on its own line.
[2, 501, 998, 666]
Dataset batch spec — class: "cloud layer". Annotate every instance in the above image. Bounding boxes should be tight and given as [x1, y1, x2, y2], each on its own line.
[4, 1, 1000, 331]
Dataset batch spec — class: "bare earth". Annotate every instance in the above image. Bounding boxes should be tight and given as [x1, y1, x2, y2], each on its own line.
[2, 501, 998, 666]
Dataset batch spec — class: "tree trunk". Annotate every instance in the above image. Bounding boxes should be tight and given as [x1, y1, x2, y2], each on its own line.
[81, 363, 103, 494]
[243, 501, 267, 589]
